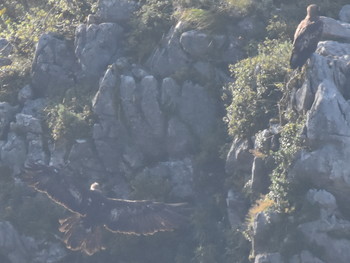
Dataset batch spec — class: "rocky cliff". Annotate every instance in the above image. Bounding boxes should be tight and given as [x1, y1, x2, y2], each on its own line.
[1, 1, 350, 262]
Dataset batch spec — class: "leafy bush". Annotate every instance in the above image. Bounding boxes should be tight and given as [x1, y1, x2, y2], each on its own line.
[226, 38, 292, 138]
[127, 0, 173, 61]
[268, 118, 305, 212]
[45, 103, 91, 143]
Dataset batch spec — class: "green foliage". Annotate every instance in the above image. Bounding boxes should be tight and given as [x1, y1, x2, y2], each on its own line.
[179, 8, 225, 32]
[226, 38, 292, 138]
[269, 118, 305, 212]
[45, 103, 91, 143]
[127, 0, 173, 61]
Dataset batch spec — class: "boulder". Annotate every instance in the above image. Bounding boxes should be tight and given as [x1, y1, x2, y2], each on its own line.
[320, 16, 350, 42]
[161, 77, 181, 112]
[0, 38, 13, 57]
[166, 117, 194, 158]
[17, 85, 34, 104]
[75, 23, 123, 76]
[146, 22, 190, 78]
[180, 30, 214, 58]
[339, 5, 350, 23]
[255, 253, 283, 263]
[177, 81, 218, 140]
[31, 33, 77, 96]
[0, 132, 26, 175]
[0, 102, 18, 139]
[225, 138, 254, 176]
[289, 250, 325, 263]
[95, 0, 137, 24]
[92, 66, 128, 172]
[299, 218, 350, 263]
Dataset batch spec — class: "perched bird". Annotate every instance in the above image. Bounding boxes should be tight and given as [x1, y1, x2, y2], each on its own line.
[23, 162, 189, 255]
[290, 4, 323, 69]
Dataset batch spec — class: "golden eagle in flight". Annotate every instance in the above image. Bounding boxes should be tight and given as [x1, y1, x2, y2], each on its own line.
[23, 162, 189, 255]
[290, 4, 323, 69]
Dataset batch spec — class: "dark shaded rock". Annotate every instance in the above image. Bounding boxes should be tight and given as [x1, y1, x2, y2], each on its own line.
[95, 0, 137, 24]
[0, 102, 18, 139]
[254, 253, 282, 263]
[225, 138, 254, 176]
[21, 98, 46, 119]
[75, 23, 123, 76]
[289, 250, 325, 263]
[0, 132, 26, 174]
[92, 66, 128, 172]
[146, 22, 190, 78]
[177, 81, 218, 140]
[0, 57, 12, 67]
[119, 75, 165, 158]
[136, 158, 194, 199]
[17, 85, 34, 104]
[166, 117, 194, 158]
[161, 77, 181, 112]
[251, 157, 271, 196]
[226, 189, 247, 229]
[0, 38, 13, 56]
[299, 218, 350, 263]
[140, 75, 165, 138]
[180, 30, 214, 58]
[31, 33, 77, 96]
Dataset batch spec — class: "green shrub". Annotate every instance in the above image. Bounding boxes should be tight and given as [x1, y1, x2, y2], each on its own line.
[45, 103, 91, 143]
[226, 38, 292, 138]
[127, 0, 173, 61]
[269, 118, 305, 212]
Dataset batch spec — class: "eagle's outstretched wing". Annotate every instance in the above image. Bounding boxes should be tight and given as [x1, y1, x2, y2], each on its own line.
[24, 162, 91, 216]
[104, 199, 189, 235]
[23, 162, 189, 255]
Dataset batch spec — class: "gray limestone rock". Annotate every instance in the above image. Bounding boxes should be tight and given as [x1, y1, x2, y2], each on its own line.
[299, 218, 350, 263]
[140, 75, 164, 138]
[21, 98, 46, 119]
[320, 16, 350, 42]
[135, 159, 194, 199]
[339, 5, 350, 23]
[180, 30, 214, 58]
[95, 0, 137, 24]
[177, 81, 218, 140]
[0, 102, 18, 139]
[305, 80, 350, 147]
[31, 33, 77, 96]
[225, 138, 254, 176]
[306, 189, 337, 218]
[166, 117, 194, 158]
[0, 38, 13, 57]
[17, 85, 34, 104]
[161, 77, 181, 112]
[0, 57, 12, 67]
[226, 189, 247, 229]
[75, 23, 123, 76]
[0, 132, 26, 175]
[255, 253, 283, 263]
[289, 250, 325, 263]
[92, 67, 128, 172]
[146, 22, 190, 78]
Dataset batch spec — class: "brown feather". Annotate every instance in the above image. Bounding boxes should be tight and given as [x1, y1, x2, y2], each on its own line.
[290, 4, 323, 69]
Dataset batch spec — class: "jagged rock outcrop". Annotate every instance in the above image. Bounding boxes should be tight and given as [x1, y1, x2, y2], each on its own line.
[0, 221, 66, 263]
[225, 10, 350, 263]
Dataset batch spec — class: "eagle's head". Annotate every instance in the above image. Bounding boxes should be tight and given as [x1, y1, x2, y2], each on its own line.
[307, 4, 320, 19]
[90, 182, 102, 192]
